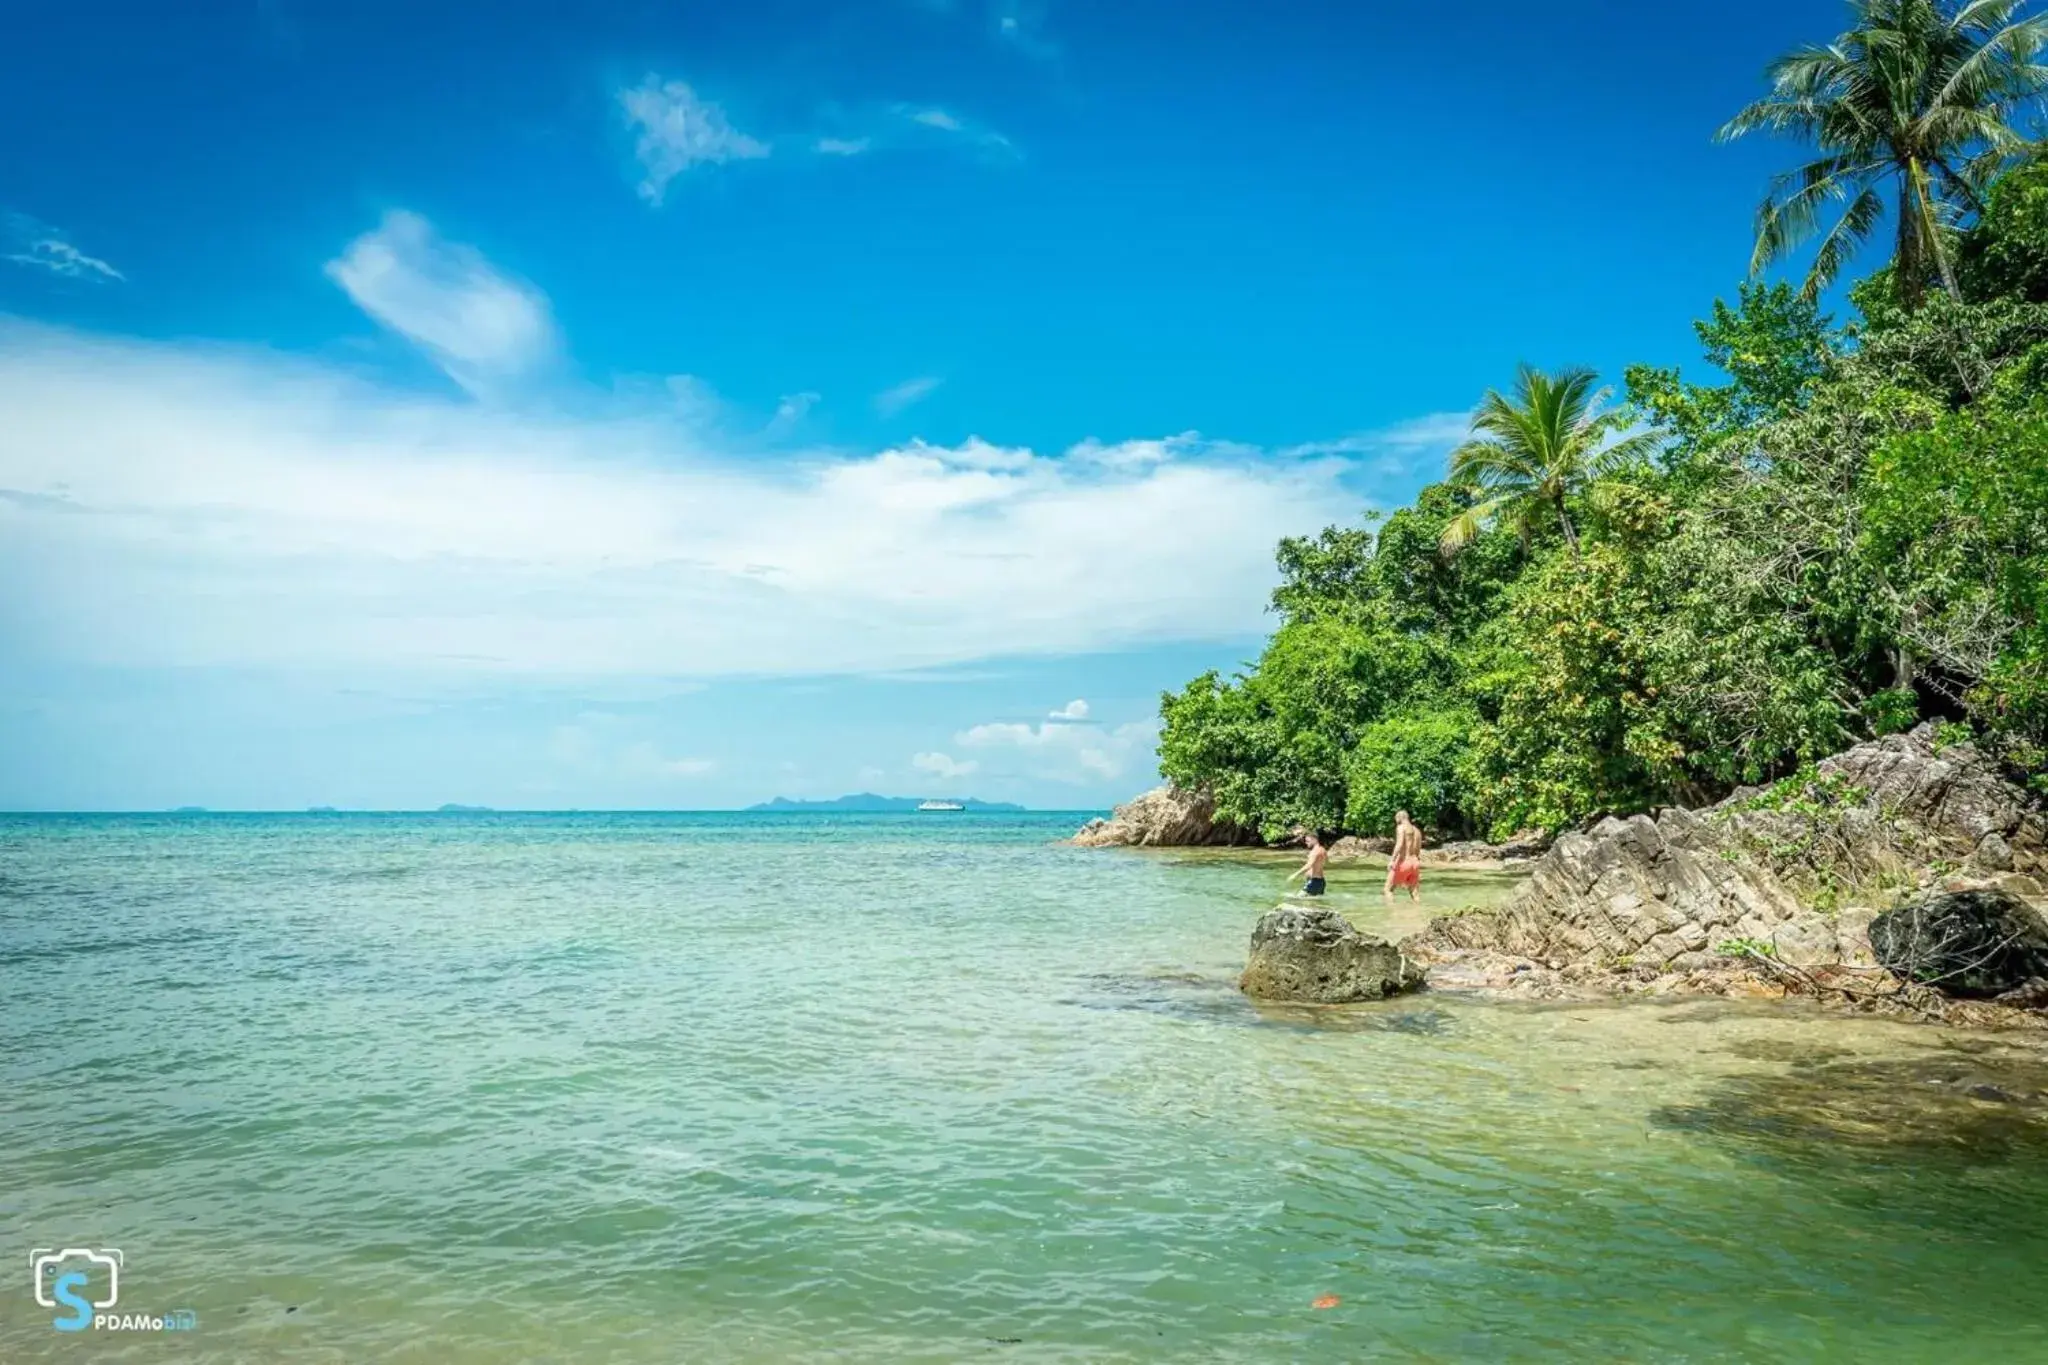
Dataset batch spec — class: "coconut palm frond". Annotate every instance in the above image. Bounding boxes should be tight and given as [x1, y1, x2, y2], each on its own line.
[1723, 0, 2048, 307]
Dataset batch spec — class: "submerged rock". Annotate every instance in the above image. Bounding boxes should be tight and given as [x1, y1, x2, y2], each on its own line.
[1072, 786, 1265, 848]
[1869, 890, 2048, 999]
[1651, 1052, 2048, 1161]
[1240, 906, 1424, 1003]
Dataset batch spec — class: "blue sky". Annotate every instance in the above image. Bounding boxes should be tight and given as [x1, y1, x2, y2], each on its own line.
[1, 0, 1854, 811]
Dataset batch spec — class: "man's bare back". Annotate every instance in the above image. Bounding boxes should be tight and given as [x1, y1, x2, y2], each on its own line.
[1386, 811, 1423, 900]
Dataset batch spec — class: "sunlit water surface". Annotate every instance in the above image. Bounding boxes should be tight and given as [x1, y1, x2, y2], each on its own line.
[5, 813, 2048, 1362]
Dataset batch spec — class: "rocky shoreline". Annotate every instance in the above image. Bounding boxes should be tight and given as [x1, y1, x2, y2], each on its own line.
[1071, 786, 1263, 848]
[1071, 786, 1548, 864]
[1236, 726, 2048, 1031]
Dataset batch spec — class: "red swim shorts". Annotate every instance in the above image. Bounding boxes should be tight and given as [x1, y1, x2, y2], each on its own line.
[1391, 857, 1421, 889]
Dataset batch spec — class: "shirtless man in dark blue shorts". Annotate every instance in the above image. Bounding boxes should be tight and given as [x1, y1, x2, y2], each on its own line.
[1287, 829, 1330, 897]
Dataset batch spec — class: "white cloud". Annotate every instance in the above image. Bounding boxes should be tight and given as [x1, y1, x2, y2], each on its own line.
[664, 374, 724, 423]
[814, 137, 871, 157]
[0, 321, 1361, 684]
[1282, 411, 1474, 477]
[956, 711, 1157, 783]
[875, 375, 942, 416]
[619, 76, 770, 206]
[913, 751, 978, 779]
[767, 390, 820, 434]
[1069, 433, 1268, 472]
[894, 105, 1014, 156]
[4, 217, 123, 282]
[326, 211, 556, 395]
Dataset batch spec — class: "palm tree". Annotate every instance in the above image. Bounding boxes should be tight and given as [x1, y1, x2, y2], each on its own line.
[1437, 366, 1655, 560]
[1719, 0, 2048, 307]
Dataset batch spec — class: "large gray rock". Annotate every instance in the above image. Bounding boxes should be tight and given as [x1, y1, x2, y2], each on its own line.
[1414, 725, 2048, 974]
[1073, 786, 1264, 848]
[1240, 907, 1424, 1002]
[1869, 890, 2048, 999]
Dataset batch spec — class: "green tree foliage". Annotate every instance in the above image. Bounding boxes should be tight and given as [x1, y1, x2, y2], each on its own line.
[1960, 154, 2048, 302]
[1155, 146, 2048, 839]
[1439, 365, 1656, 558]
[1343, 707, 1478, 837]
[1719, 0, 2048, 306]
[1626, 283, 1833, 458]
[1863, 397, 2048, 783]
[1462, 545, 1673, 834]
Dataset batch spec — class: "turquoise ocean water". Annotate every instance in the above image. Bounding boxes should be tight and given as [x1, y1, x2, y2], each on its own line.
[5, 811, 2048, 1361]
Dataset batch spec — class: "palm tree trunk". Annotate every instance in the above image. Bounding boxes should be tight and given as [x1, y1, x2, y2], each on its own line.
[1895, 164, 1927, 309]
[1556, 502, 1580, 559]
[1911, 159, 1963, 302]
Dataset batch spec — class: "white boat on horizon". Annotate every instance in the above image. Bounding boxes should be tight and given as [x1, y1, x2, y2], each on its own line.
[916, 800, 966, 812]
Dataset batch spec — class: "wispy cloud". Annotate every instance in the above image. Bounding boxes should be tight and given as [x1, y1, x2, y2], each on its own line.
[956, 707, 1156, 782]
[1283, 411, 1474, 477]
[875, 375, 942, 416]
[628, 746, 716, 778]
[5, 215, 122, 282]
[0, 321, 1365, 683]
[913, 751, 978, 779]
[766, 390, 821, 435]
[664, 374, 723, 424]
[804, 106, 1014, 165]
[992, 0, 1057, 59]
[907, 0, 1056, 59]
[326, 210, 557, 396]
[893, 104, 1015, 157]
[550, 712, 715, 781]
[619, 75, 770, 206]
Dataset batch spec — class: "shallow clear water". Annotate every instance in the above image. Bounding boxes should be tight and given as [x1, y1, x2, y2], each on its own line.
[5, 812, 2048, 1362]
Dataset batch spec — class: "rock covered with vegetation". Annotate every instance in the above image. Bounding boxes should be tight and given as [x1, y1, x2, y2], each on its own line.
[1239, 907, 1423, 1003]
[1415, 725, 2045, 975]
[1071, 785, 1265, 848]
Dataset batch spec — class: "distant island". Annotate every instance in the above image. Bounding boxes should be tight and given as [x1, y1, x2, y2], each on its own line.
[746, 793, 1026, 813]
[436, 803, 495, 813]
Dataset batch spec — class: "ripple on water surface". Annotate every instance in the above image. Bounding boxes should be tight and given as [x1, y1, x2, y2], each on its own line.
[4, 812, 2048, 1362]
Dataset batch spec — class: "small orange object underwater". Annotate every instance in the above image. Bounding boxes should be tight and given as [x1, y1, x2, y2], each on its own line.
[1311, 1295, 1340, 1310]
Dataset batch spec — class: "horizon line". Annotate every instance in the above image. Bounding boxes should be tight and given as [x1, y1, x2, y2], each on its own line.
[0, 806, 1108, 816]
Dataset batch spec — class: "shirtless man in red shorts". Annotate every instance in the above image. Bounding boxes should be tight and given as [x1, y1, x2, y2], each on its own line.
[1385, 810, 1422, 901]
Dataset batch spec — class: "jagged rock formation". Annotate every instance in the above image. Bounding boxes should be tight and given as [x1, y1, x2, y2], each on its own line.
[1072, 786, 1265, 848]
[1412, 725, 2047, 978]
[1240, 907, 1424, 1002]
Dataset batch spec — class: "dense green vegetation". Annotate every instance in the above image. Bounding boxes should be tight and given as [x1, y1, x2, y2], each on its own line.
[1158, 6, 2048, 842]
